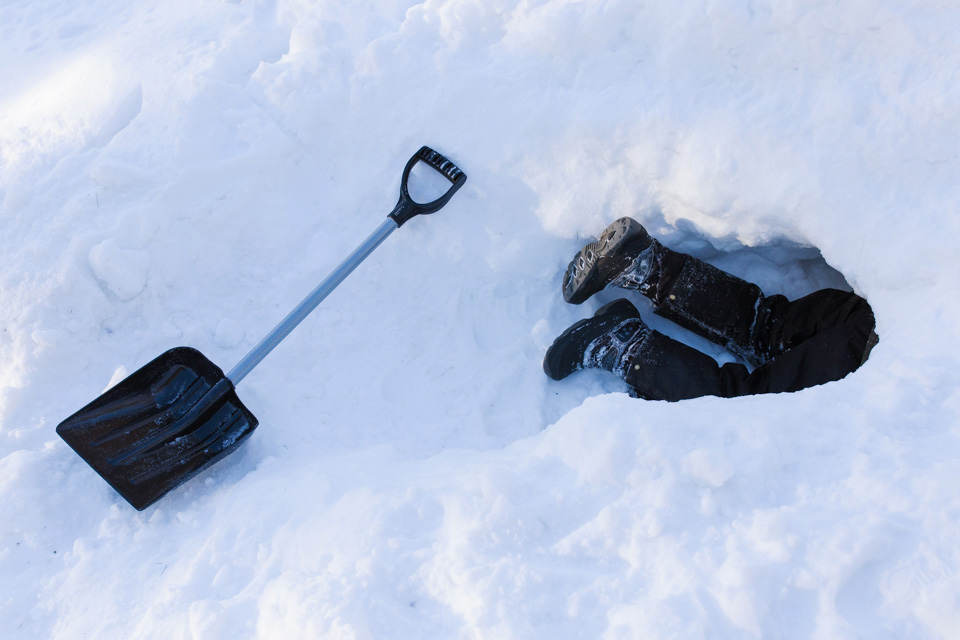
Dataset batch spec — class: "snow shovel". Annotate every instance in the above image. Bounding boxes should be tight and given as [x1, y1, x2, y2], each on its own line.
[57, 146, 467, 510]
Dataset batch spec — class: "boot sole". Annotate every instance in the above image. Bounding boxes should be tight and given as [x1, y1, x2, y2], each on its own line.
[563, 218, 650, 305]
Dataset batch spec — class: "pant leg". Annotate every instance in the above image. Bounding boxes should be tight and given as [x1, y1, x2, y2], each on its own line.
[623, 289, 877, 401]
[746, 289, 877, 393]
[650, 248, 770, 366]
[622, 330, 738, 401]
[646, 248, 877, 368]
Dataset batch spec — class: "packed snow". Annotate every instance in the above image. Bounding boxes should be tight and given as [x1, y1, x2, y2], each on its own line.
[2, 0, 959, 637]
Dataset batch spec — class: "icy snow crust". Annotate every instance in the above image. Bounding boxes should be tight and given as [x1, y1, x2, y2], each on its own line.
[2, 0, 959, 637]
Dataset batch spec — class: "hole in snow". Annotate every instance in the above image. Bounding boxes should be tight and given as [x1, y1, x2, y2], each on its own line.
[692, 239, 852, 301]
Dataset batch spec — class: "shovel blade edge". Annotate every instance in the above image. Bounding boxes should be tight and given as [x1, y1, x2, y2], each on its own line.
[57, 347, 258, 510]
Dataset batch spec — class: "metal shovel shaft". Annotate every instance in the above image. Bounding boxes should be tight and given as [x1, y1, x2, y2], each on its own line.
[227, 217, 398, 384]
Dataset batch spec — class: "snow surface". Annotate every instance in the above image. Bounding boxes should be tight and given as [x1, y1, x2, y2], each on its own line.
[2, 0, 959, 638]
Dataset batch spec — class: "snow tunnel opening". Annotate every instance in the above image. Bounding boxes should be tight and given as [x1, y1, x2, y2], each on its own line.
[664, 230, 852, 301]
[544, 221, 870, 419]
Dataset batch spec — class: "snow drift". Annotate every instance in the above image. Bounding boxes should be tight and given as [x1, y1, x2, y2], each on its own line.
[1, 0, 959, 638]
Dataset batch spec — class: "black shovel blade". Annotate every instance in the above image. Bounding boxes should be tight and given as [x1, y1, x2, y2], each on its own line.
[56, 347, 258, 510]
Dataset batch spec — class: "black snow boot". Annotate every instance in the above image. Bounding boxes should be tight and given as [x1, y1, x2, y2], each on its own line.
[649, 252, 770, 366]
[592, 225, 770, 367]
[543, 299, 650, 381]
[562, 218, 655, 304]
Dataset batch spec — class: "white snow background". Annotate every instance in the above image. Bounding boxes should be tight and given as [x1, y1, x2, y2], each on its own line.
[2, 0, 959, 638]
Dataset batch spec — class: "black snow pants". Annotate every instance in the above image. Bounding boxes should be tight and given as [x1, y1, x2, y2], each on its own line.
[624, 248, 877, 401]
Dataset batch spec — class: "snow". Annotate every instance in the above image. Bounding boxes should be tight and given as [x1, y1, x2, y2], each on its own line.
[1, 0, 959, 637]
[88, 239, 151, 301]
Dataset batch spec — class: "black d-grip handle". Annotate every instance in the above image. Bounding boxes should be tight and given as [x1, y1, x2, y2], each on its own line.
[388, 146, 467, 227]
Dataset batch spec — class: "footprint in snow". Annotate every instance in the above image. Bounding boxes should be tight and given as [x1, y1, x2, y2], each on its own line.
[88, 238, 150, 301]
